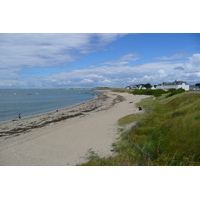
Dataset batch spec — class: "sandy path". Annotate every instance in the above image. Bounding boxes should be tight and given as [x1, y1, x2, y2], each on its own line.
[0, 92, 148, 166]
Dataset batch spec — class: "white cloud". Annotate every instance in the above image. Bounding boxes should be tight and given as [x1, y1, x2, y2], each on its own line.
[155, 53, 188, 60]
[0, 33, 126, 79]
[188, 53, 200, 67]
[80, 79, 94, 83]
[33, 56, 199, 87]
[159, 69, 167, 78]
[5, 34, 199, 88]
[100, 53, 141, 66]
[102, 79, 113, 83]
[128, 78, 139, 83]
[95, 33, 127, 45]
[0, 34, 91, 67]
[143, 75, 155, 81]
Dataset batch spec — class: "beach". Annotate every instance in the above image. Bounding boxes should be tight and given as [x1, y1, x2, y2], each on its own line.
[0, 91, 148, 166]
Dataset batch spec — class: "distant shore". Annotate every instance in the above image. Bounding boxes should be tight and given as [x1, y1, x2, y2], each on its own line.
[0, 91, 148, 166]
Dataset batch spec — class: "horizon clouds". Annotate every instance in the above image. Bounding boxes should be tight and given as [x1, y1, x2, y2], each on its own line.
[0, 33, 200, 88]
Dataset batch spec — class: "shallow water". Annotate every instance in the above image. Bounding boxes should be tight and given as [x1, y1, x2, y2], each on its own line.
[0, 89, 101, 123]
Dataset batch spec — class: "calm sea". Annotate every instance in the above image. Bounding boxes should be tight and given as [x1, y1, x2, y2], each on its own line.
[0, 89, 102, 123]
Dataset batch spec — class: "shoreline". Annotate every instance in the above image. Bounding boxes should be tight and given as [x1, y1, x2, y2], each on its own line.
[0, 92, 123, 138]
[0, 91, 148, 166]
[0, 93, 100, 124]
[0, 90, 101, 124]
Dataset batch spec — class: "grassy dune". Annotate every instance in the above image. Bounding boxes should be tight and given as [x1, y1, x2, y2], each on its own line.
[80, 91, 200, 166]
[133, 92, 200, 165]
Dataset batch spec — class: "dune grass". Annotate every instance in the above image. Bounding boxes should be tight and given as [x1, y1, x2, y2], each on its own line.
[118, 113, 142, 126]
[130, 92, 200, 165]
[80, 91, 200, 166]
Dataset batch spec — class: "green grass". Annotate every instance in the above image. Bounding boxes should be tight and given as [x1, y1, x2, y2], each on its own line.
[79, 91, 200, 166]
[130, 92, 200, 165]
[118, 113, 142, 125]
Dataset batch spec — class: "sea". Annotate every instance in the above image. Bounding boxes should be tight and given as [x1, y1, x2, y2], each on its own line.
[0, 89, 102, 123]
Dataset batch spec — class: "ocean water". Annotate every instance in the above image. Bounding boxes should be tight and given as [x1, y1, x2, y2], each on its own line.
[0, 89, 102, 123]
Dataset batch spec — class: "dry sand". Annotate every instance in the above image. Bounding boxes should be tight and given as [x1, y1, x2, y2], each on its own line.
[0, 91, 148, 166]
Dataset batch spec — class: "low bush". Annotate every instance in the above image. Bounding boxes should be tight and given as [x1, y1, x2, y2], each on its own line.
[131, 89, 167, 97]
[166, 88, 185, 98]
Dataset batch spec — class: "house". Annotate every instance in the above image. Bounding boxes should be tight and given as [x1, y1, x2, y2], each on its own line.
[125, 85, 139, 90]
[125, 84, 146, 90]
[156, 80, 189, 91]
[189, 85, 200, 91]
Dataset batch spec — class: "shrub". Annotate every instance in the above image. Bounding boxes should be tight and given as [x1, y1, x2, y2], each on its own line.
[131, 89, 167, 97]
[166, 88, 185, 98]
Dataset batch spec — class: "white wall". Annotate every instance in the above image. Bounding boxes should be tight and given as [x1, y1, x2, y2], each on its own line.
[156, 83, 189, 91]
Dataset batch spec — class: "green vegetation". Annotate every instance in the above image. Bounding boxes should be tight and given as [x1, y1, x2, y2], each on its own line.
[165, 88, 186, 98]
[118, 113, 142, 126]
[132, 92, 200, 165]
[80, 91, 200, 166]
[131, 88, 185, 97]
[136, 83, 152, 89]
[131, 89, 167, 97]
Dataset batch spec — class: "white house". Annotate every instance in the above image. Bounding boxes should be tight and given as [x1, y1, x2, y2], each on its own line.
[125, 85, 139, 90]
[156, 80, 189, 91]
[125, 84, 146, 90]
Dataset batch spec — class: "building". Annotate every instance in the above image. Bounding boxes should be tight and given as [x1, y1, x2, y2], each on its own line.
[156, 80, 189, 91]
[125, 84, 156, 90]
[125, 85, 139, 90]
[189, 85, 200, 91]
[125, 84, 146, 90]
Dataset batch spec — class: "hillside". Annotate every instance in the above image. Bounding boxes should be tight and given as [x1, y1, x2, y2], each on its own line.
[80, 91, 200, 166]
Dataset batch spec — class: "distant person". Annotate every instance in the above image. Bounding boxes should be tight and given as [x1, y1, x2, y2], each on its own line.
[138, 105, 142, 111]
[18, 113, 21, 119]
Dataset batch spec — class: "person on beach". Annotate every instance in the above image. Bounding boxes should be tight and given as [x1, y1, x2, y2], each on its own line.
[18, 113, 21, 119]
[138, 105, 142, 111]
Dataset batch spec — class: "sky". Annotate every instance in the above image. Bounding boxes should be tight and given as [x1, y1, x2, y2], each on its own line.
[0, 33, 200, 88]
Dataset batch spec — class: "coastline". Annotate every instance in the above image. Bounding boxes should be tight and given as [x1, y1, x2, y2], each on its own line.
[0, 89, 101, 124]
[0, 91, 148, 166]
[0, 92, 108, 137]
[0, 92, 100, 124]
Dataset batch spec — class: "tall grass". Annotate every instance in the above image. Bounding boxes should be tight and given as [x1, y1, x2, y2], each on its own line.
[80, 92, 200, 166]
[130, 92, 200, 165]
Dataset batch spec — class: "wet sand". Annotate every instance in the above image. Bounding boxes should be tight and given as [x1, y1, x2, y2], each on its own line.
[0, 91, 148, 166]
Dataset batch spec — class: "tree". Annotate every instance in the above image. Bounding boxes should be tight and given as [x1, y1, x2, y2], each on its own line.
[144, 83, 152, 89]
[195, 83, 200, 87]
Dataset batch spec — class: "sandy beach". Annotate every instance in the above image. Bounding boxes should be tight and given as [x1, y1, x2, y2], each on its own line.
[0, 91, 148, 166]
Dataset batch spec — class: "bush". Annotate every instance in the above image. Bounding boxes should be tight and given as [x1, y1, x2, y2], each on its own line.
[132, 89, 167, 97]
[166, 88, 185, 98]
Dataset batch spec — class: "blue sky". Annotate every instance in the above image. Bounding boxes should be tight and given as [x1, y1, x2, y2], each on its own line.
[0, 33, 200, 88]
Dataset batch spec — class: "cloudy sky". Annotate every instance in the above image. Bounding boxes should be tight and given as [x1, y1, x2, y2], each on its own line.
[0, 33, 200, 88]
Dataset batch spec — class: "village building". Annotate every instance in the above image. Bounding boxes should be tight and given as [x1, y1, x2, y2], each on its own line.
[125, 84, 157, 90]
[156, 80, 189, 91]
[125, 85, 139, 90]
[125, 84, 146, 90]
[189, 85, 200, 91]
